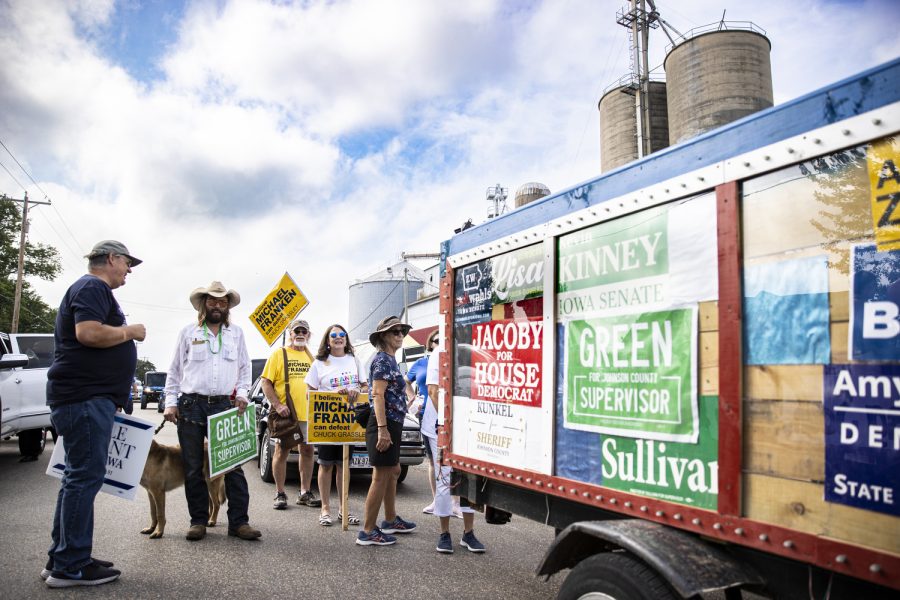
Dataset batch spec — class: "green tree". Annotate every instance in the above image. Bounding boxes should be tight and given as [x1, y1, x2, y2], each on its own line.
[0, 195, 62, 332]
[135, 358, 157, 381]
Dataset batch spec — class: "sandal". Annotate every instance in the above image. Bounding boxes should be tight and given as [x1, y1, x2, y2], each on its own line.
[319, 513, 333, 526]
[338, 512, 360, 525]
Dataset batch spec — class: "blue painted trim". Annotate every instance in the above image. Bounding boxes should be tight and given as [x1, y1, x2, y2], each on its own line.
[448, 57, 900, 256]
[114, 415, 153, 429]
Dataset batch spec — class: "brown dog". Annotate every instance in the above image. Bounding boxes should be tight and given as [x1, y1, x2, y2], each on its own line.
[139, 439, 226, 539]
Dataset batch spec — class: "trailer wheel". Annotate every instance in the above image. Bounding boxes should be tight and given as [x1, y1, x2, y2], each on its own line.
[557, 552, 677, 600]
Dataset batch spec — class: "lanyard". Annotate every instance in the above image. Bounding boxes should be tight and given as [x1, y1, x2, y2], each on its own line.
[202, 322, 223, 354]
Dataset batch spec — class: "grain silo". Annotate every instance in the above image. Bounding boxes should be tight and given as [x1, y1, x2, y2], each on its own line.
[599, 80, 669, 172]
[514, 182, 551, 208]
[347, 261, 425, 344]
[664, 25, 773, 145]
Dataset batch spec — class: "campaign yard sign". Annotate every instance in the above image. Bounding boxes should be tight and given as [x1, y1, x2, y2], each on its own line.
[307, 391, 367, 444]
[249, 272, 309, 346]
[46, 413, 154, 501]
[207, 407, 258, 477]
[849, 244, 900, 361]
[564, 306, 699, 443]
[470, 317, 543, 407]
[824, 364, 900, 517]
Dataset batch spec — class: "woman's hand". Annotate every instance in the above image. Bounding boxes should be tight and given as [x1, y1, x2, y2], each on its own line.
[376, 426, 392, 452]
[346, 388, 359, 403]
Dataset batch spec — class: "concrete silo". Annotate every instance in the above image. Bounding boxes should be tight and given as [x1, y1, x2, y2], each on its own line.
[664, 27, 773, 145]
[599, 80, 669, 172]
[348, 261, 425, 344]
[514, 182, 551, 208]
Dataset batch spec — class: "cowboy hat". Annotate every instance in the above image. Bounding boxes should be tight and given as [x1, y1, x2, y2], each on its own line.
[189, 281, 241, 311]
[368, 315, 411, 346]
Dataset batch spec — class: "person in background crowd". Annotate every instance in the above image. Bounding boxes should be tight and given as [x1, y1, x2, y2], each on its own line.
[306, 324, 368, 526]
[406, 329, 439, 514]
[44, 240, 145, 587]
[357, 316, 417, 546]
[163, 281, 261, 542]
[427, 343, 486, 554]
[260, 318, 320, 510]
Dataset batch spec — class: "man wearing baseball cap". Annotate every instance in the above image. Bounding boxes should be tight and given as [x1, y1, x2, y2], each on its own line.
[260, 317, 321, 509]
[44, 240, 146, 587]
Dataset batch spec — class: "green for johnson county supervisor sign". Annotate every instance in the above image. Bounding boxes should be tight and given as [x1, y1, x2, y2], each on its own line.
[207, 407, 258, 477]
[564, 306, 698, 443]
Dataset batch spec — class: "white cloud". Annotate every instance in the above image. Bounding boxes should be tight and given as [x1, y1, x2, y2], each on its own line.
[2, 0, 898, 366]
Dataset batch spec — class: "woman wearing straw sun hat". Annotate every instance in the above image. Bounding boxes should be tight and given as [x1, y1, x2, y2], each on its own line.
[355, 316, 417, 546]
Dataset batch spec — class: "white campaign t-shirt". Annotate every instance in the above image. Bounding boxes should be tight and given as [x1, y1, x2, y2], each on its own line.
[304, 354, 366, 391]
[421, 349, 441, 439]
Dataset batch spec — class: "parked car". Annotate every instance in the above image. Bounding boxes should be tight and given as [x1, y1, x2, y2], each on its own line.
[0, 332, 55, 456]
[249, 376, 425, 484]
[141, 371, 167, 412]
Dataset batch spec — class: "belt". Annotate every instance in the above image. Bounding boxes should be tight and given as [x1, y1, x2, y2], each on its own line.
[183, 393, 232, 403]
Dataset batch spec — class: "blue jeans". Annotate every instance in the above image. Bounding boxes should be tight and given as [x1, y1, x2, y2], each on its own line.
[48, 397, 117, 573]
[177, 396, 250, 528]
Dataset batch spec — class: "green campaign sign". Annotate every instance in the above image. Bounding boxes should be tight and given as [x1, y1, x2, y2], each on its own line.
[207, 407, 258, 477]
[564, 306, 698, 443]
[600, 395, 718, 509]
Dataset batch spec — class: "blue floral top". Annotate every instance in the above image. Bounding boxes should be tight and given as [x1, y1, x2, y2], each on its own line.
[369, 351, 407, 424]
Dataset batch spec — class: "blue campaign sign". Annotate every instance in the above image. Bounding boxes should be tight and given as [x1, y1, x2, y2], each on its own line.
[454, 259, 492, 327]
[824, 364, 900, 517]
[850, 244, 900, 361]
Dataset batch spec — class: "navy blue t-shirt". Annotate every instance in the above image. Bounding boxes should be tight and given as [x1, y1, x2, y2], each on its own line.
[47, 274, 137, 407]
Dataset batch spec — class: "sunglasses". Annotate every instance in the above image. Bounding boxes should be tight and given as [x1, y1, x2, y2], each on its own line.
[387, 328, 406, 336]
[293, 327, 309, 335]
[206, 297, 228, 307]
[329, 331, 347, 339]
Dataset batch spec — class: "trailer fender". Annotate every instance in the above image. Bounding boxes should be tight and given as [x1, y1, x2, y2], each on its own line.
[537, 519, 764, 598]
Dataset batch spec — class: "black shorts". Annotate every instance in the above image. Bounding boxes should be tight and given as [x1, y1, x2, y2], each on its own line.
[365, 415, 402, 467]
[317, 444, 343, 465]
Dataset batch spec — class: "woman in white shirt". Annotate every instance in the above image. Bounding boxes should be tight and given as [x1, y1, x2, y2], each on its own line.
[305, 324, 368, 526]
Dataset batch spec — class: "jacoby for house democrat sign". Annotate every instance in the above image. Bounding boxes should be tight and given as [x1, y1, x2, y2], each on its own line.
[470, 318, 543, 407]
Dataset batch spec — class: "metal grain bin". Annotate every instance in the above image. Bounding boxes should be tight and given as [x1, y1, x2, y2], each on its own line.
[599, 81, 669, 172]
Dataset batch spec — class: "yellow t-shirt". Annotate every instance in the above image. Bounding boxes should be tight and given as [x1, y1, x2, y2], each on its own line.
[261, 347, 313, 421]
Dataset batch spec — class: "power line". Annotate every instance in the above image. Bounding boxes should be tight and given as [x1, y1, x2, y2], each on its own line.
[0, 288, 57, 331]
[0, 159, 28, 193]
[0, 138, 53, 201]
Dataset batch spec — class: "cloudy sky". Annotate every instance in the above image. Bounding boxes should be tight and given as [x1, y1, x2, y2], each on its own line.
[1, 0, 898, 368]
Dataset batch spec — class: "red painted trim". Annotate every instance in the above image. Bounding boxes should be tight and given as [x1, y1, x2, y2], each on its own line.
[717, 181, 743, 517]
[444, 453, 900, 590]
[437, 266, 454, 455]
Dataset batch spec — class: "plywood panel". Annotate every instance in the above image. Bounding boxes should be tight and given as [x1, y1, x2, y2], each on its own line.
[699, 301, 718, 332]
[700, 366, 718, 396]
[830, 291, 849, 322]
[743, 400, 824, 480]
[745, 365, 824, 402]
[744, 474, 900, 555]
[700, 332, 718, 368]
[831, 321, 849, 364]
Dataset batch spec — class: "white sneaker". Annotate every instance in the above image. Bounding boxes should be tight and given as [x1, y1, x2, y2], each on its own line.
[422, 502, 435, 514]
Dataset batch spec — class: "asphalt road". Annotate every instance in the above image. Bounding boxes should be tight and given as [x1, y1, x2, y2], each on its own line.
[0, 406, 566, 600]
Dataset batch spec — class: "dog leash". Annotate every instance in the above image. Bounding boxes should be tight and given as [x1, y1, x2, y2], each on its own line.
[154, 420, 166, 435]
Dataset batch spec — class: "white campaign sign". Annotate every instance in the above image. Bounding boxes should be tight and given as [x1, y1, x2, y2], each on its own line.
[46, 413, 154, 501]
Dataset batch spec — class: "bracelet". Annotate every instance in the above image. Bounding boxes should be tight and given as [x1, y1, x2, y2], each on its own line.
[377, 425, 387, 428]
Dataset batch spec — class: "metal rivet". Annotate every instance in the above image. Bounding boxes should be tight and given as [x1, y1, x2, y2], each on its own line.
[640, 506, 648, 513]
[525, 478, 532, 484]
[872, 118, 882, 126]
[692, 518, 701, 526]
[759, 534, 768, 542]
[624, 501, 632, 508]
[763, 155, 771, 161]
[673, 514, 683, 521]
[870, 564, 882, 573]
[698, 176, 705, 182]
[713, 523, 723, 531]
[604, 207, 610, 212]
[655, 510, 664, 517]
[649, 195, 654, 199]
[664, 189, 670, 193]
[546, 483, 553, 489]
[583, 492, 590, 498]
[787, 148, 795, 154]
[680, 183, 687, 188]
[784, 540, 794, 549]
[595, 495, 603, 501]
[836, 555, 847, 564]
[536, 481, 543, 487]
[610, 498, 617, 505]
[735, 528, 744, 536]
[842, 129, 851, 136]
[743, 162, 751, 167]
[812, 138, 821, 144]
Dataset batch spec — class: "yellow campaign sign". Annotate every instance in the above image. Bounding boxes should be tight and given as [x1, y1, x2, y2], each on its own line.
[867, 137, 900, 251]
[249, 272, 309, 346]
[306, 391, 367, 444]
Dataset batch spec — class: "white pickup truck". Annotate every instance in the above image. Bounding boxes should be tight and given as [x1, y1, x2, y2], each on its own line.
[0, 332, 54, 456]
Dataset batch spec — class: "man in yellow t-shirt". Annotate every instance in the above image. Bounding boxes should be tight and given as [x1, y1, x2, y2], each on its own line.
[261, 318, 320, 510]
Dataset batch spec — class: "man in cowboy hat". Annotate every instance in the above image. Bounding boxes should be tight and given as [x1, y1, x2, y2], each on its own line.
[44, 240, 145, 587]
[163, 281, 261, 541]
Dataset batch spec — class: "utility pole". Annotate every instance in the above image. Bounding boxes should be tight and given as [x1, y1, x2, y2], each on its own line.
[3, 192, 52, 332]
